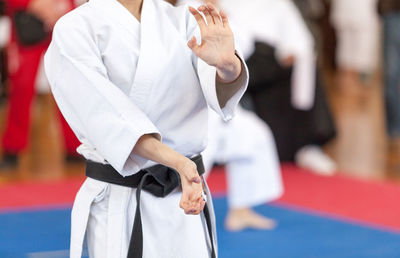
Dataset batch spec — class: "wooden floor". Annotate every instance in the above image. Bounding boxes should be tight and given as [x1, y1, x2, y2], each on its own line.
[0, 94, 86, 184]
[1, 70, 400, 185]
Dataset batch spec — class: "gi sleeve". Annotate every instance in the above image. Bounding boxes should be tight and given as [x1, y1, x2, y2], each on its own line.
[185, 5, 249, 122]
[44, 15, 161, 176]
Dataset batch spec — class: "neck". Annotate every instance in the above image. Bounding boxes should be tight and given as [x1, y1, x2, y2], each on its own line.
[118, 0, 144, 21]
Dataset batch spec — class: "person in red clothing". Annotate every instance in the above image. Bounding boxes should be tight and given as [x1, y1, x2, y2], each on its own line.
[0, 0, 80, 169]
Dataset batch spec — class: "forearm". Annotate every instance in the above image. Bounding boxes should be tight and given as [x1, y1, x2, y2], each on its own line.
[132, 134, 185, 171]
[133, 135, 204, 214]
[132, 134, 201, 183]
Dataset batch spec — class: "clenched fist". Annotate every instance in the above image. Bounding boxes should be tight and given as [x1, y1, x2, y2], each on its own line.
[176, 159, 206, 215]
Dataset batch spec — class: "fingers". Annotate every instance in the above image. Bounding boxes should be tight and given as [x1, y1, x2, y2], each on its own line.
[206, 2, 222, 26]
[190, 4, 223, 27]
[199, 199, 206, 211]
[179, 181, 206, 215]
[189, 6, 207, 32]
[180, 196, 206, 215]
[219, 9, 230, 28]
[179, 198, 200, 215]
[177, 159, 204, 214]
[198, 5, 214, 25]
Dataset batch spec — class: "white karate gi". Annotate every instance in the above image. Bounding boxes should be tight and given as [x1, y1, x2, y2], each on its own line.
[44, 0, 248, 257]
[330, 0, 379, 72]
[202, 107, 283, 209]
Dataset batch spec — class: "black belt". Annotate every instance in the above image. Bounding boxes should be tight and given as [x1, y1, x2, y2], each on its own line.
[86, 155, 216, 258]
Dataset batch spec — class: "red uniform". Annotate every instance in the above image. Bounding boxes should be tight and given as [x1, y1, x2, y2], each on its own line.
[3, 0, 80, 155]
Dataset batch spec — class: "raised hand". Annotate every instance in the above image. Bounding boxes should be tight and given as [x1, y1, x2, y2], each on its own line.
[188, 3, 242, 84]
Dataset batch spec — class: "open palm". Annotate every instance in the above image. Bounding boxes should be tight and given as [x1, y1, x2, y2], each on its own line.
[188, 3, 236, 69]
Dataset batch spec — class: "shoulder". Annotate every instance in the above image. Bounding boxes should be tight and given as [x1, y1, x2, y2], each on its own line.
[51, 3, 102, 54]
[54, 3, 98, 35]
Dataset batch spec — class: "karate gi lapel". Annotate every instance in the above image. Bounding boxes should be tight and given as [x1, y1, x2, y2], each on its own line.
[89, 0, 159, 111]
[129, 0, 166, 111]
[90, 0, 140, 36]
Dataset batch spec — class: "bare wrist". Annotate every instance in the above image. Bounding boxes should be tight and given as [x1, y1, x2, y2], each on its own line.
[216, 54, 242, 84]
[173, 156, 201, 183]
[173, 156, 192, 173]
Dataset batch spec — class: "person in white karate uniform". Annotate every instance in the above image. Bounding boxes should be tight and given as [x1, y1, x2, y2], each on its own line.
[225, 0, 337, 175]
[214, 0, 316, 111]
[44, 0, 249, 257]
[331, 0, 380, 89]
[0, 2, 10, 98]
[202, 107, 283, 231]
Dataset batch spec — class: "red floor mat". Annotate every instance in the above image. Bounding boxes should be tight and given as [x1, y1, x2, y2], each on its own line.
[278, 164, 400, 231]
[0, 177, 83, 211]
[1, 164, 399, 231]
[207, 164, 400, 231]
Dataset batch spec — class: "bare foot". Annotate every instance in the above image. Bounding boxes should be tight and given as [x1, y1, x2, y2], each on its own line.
[225, 208, 276, 232]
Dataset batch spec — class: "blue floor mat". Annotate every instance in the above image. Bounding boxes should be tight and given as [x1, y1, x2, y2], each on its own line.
[213, 198, 400, 258]
[0, 197, 399, 257]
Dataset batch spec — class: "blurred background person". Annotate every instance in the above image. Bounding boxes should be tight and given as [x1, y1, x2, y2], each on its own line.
[223, 0, 337, 175]
[0, 0, 80, 170]
[0, 0, 10, 103]
[292, 0, 325, 58]
[175, 0, 337, 176]
[378, 0, 400, 164]
[203, 107, 283, 231]
[330, 0, 380, 92]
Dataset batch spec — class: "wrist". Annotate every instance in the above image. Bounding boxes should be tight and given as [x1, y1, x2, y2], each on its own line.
[172, 156, 192, 174]
[216, 54, 242, 84]
[174, 157, 199, 183]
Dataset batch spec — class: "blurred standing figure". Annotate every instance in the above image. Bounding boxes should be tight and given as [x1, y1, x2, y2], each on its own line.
[292, 0, 325, 59]
[1, 0, 80, 169]
[331, 0, 380, 90]
[378, 0, 400, 157]
[0, 0, 10, 102]
[292, 0, 325, 43]
[202, 108, 283, 231]
[222, 0, 337, 175]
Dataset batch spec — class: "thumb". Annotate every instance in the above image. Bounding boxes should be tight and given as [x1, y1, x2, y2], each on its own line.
[187, 171, 201, 184]
[186, 168, 201, 184]
[191, 175, 201, 184]
[187, 36, 201, 56]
